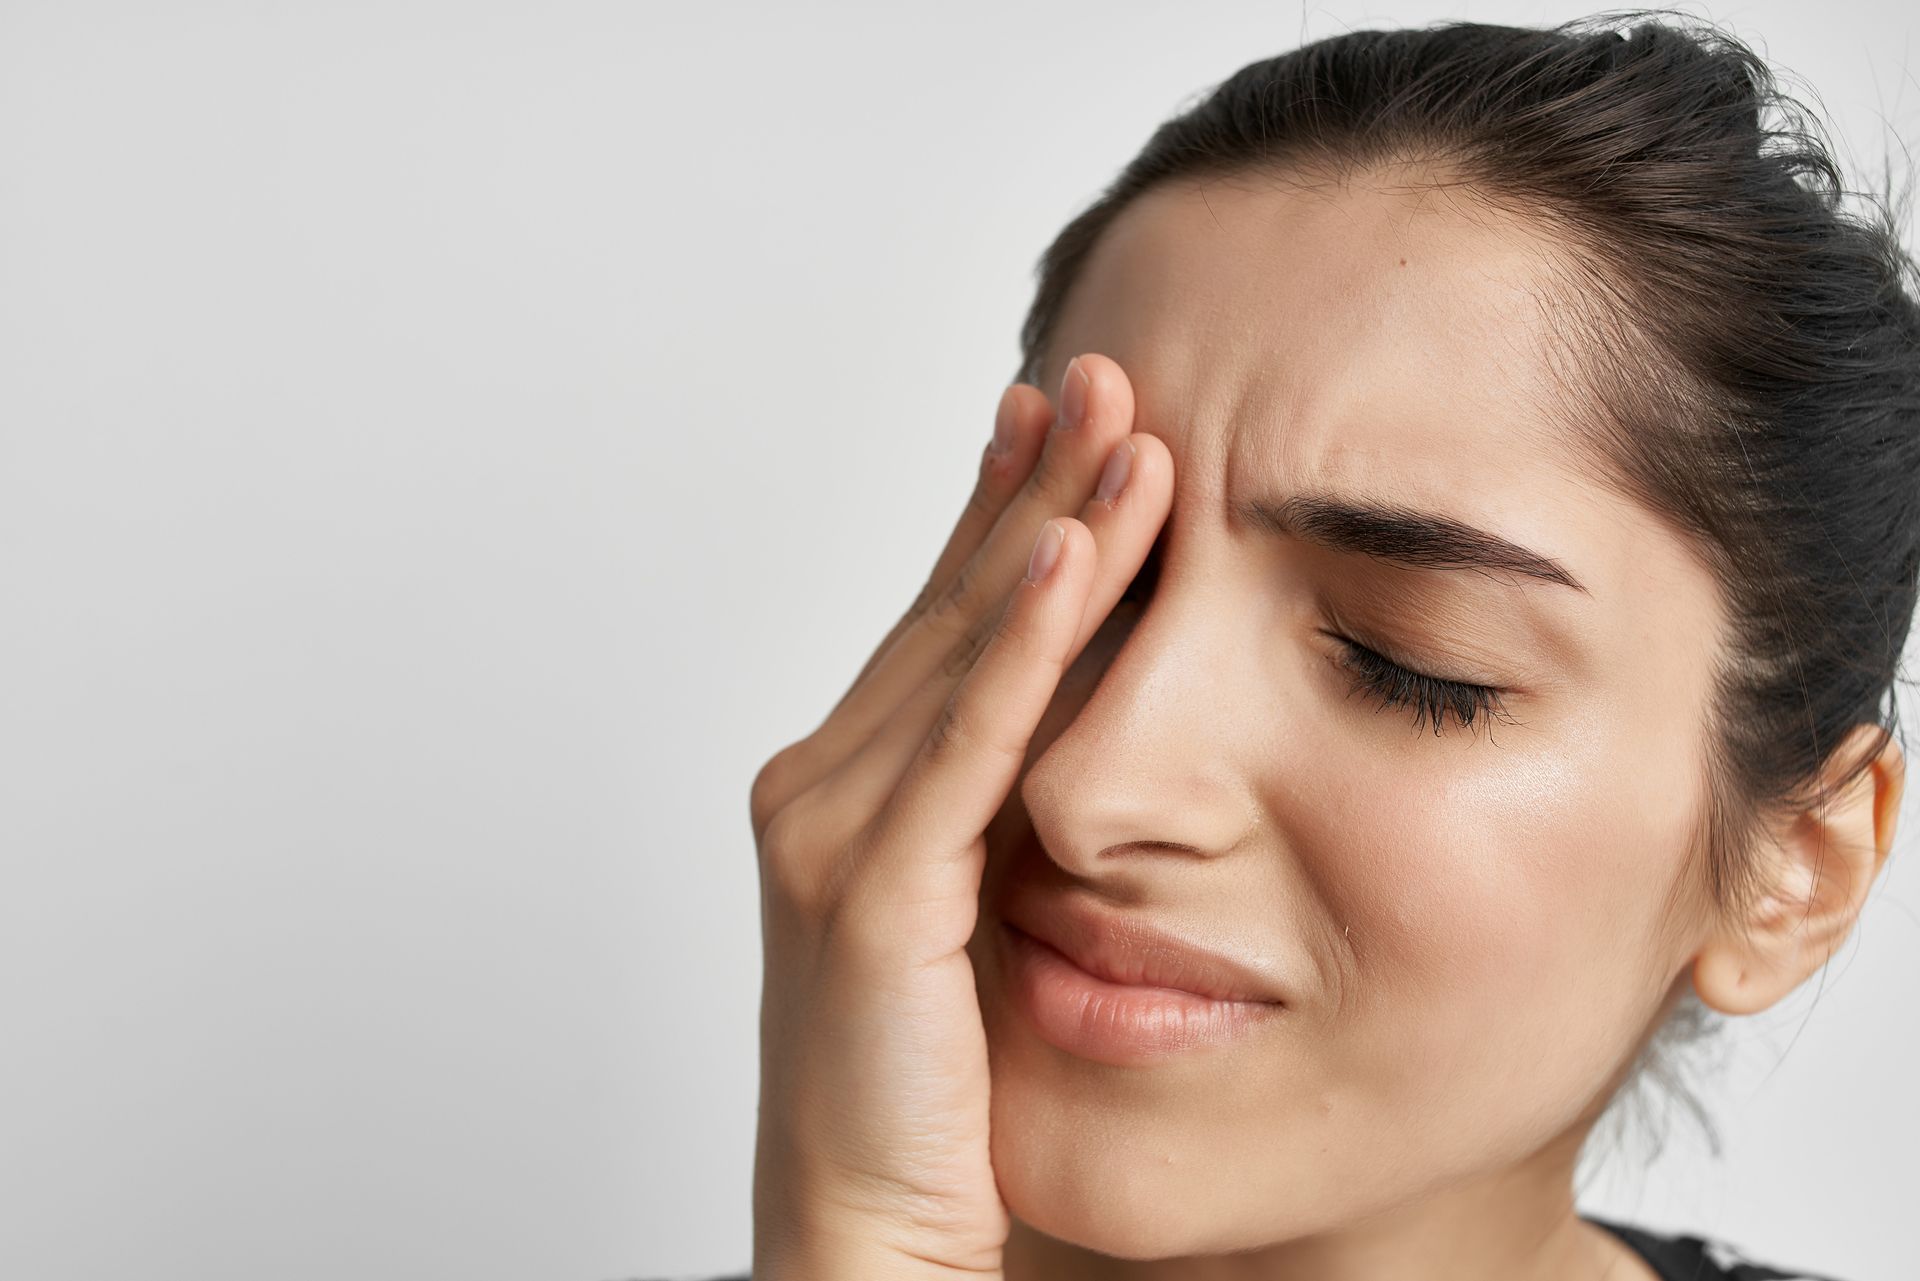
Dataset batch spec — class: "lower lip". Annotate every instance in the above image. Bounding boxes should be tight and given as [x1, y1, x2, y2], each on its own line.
[995, 921, 1282, 1067]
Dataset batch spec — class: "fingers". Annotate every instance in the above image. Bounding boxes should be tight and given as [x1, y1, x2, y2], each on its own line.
[814, 428, 1172, 825]
[847, 517, 1093, 916]
[800, 355, 1139, 790]
[834, 381, 1056, 707]
[750, 382, 1057, 841]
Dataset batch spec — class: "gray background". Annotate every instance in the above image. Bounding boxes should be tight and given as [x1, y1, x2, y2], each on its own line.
[1, 3, 1915, 1279]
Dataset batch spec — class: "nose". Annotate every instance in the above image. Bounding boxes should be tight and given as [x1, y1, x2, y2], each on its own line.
[1016, 569, 1264, 882]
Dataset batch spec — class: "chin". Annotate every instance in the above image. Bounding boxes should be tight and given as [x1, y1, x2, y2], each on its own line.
[994, 1141, 1219, 1261]
[984, 1053, 1299, 1261]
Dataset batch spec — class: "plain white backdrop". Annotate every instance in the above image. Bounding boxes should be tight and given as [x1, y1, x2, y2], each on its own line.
[2, 3, 1916, 1279]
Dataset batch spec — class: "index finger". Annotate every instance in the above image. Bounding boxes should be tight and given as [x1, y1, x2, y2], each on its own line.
[849, 517, 1092, 917]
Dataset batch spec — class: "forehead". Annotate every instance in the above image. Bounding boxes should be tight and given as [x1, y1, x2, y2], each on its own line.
[1033, 167, 1711, 617]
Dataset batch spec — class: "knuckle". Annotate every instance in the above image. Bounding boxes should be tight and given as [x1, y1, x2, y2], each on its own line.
[950, 553, 984, 611]
[963, 470, 999, 522]
[936, 588, 1044, 687]
[925, 698, 972, 761]
[756, 797, 806, 867]
[906, 573, 940, 626]
[926, 693, 1029, 774]
[915, 570, 979, 655]
[757, 778, 890, 927]
[938, 641, 970, 681]
[939, 615, 991, 679]
[758, 800, 829, 914]
[749, 743, 804, 837]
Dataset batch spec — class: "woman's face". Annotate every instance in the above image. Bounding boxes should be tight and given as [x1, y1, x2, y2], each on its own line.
[965, 169, 1727, 1259]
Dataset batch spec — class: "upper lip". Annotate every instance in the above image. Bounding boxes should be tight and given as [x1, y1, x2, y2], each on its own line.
[1001, 885, 1286, 1006]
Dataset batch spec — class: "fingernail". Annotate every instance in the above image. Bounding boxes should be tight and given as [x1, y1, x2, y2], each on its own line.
[991, 386, 1018, 455]
[1026, 519, 1064, 583]
[1094, 439, 1134, 504]
[1057, 357, 1088, 431]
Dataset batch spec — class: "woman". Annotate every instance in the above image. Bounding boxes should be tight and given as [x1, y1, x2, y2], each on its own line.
[723, 13, 1918, 1281]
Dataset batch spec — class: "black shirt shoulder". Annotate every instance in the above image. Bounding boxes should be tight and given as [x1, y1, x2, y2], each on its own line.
[640, 1221, 1847, 1281]
[1586, 1213, 1847, 1281]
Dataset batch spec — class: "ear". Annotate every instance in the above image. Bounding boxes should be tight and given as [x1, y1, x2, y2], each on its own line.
[1692, 722, 1905, 1017]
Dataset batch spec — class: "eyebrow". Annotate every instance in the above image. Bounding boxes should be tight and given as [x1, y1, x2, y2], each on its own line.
[1235, 492, 1592, 596]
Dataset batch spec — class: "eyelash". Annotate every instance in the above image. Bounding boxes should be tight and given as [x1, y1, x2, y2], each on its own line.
[1118, 549, 1517, 739]
[1327, 634, 1518, 739]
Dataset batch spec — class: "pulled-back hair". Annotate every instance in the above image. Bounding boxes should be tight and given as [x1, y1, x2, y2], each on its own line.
[1012, 10, 1920, 1158]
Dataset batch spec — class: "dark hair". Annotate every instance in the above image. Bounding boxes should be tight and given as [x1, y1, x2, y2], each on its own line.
[1012, 10, 1920, 1157]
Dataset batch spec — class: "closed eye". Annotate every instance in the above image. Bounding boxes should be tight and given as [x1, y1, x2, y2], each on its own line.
[1115, 538, 1517, 741]
[1327, 633, 1518, 739]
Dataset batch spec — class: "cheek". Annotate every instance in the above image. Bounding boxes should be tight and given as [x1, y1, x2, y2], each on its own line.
[1293, 697, 1695, 1142]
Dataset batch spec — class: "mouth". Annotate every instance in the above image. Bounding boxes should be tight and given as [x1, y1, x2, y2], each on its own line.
[994, 914, 1285, 1067]
[999, 880, 1288, 1006]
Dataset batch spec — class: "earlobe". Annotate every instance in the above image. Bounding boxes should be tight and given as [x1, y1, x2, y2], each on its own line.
[1691, 722, 1904, 1018]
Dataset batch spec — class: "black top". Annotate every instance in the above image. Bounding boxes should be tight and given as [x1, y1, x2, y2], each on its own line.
[645, 1213, 1845, 1281]
[1582, 1214, 1844, 1280]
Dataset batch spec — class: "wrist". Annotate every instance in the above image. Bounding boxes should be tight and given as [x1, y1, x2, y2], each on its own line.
[754, 1211, 1004, 1281]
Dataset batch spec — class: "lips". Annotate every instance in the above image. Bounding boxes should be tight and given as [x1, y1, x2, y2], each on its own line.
[999, 884, 1286, 1007]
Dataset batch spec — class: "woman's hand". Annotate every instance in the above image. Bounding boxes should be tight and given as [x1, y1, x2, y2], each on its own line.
[746, 353, 1173, 1279]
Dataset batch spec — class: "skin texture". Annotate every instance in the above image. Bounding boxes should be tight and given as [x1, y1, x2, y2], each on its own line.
[955, 168, 1905, 1280]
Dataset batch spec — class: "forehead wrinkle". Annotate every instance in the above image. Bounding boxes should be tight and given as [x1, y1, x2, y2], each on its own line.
[1038, 173, 1632, 573]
